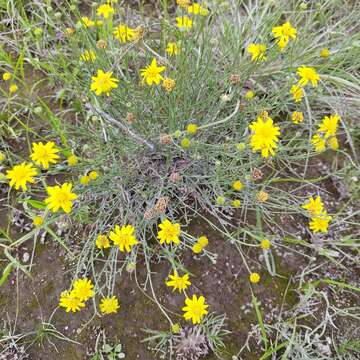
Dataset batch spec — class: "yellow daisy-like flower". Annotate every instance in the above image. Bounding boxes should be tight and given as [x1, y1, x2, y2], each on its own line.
[297, 66, 320, 87]
[91, 69, 119, 96]
[317, 114, 340, 139]
[290, 85, 304, 103]
[320, 48, 330, 58]
[249, 272, 260, 283]
[78, 17, 95, 28]
[72, 278, 94, 302]
[249, 114, 281, 158]
[33, 216, 44, 227]
[113, 24, 135, 43]
[109, 224, 139, 252]
[100, 296, 120, 314]
[302, 195, 324, 216]
[291, 111, 304, 124]
[187, 123, 198, 135]
[245, 90, 254, 100]
[232, 199, 241, 207]
[162, 77, 176, 92]
[198, 236, 208, 247]
[232, 180, 243, 191]
[9, 84, 18, 94]
[247, 44, 267, 62]
[176, 16, 193, 30]
[256, 191, 269, 203]
[272, 21, 297, 49]
[192, 243, 203, 253]
[80, 50, 96, 62]
[140, 58, 166, 86]
[67, 154, 78, 166]
[45, 182, 77, 213]
[182, 295, 209, 324]
[260, 239, 271, 250]
[311, 134, 326, 152]
[166, 270, 191, 292]
[328, 136, 339, 150]
[2, 72, 12, 81]
[89, 170, 98, 180]
[309, 213, 332, 233]
[96, 234, 110, 249]
[59, 290, 85, 313]
[30, 141, 60, 169]
[166, 42, 179, 56]
[6, 162, 37, 191]
[187, 3, 209, 16]
[96, 4, 114, 18]
[157, 219, 181, 245]
[80, 175, 90, 185]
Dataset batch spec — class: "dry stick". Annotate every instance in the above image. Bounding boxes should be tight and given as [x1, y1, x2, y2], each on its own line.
[85, 103, 156, 151]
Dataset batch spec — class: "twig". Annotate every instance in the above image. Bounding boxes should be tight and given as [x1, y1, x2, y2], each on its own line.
[85, 102, 156, 151]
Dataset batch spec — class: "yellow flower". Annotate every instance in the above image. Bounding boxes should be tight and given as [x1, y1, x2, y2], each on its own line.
[140, 58, 166, 86]
[249, 114, 280, 158]
[45, 182, 77, 213]
[166, 270, 191, 292]
[6, 162, 37, 191]
[91, 69, 119, 96]
[187, 3, 209, 16]
[249, 272, 260, 283]
[166, 42, 179, 56]
[80, 50, 96, 62]
[245, 90, 254, 100]
[182, 295, 209, 324]
[33, 216, 44, 227]
[109, 224, 139, 252]
[113, 24, 135, 43]
[247, 44, 267, 61]
[67, 154, 78, 166]
[187, 123, 198, 135]
[317, 114, 340, 139]
[30, 141, 60, 169]
[232, 199, 241, 207]
[72, 278, 94, 302]
[176, 0, 190, 8]
[181, 137, 190, 148]
[59, 290, 85, 313]
[96, 3, 114, 18]
[80, 175, 90, 185]
[291, 111, 303, 124]
[109, 225, 139, 252]
[260, 239, 271, 250]
[78, 17, 95, 28]
[157, 219, 181, 245]
[302, 195, 324, 216]
[89, 170, 98, 180]
[256, 191, 269, 202]
[198, 236, 208, 247]
[96, 234, 110, 249]
[311, 133, 326, 152]
[320, 48, 330, 58]
[232, 180, 243, 191]
[328, 136, 339, 150]
[216, 196, 225, 205]
[2, 72, 11, 81]
[272, 21, 297, 49]
[100, 296, 120, 314]
[162, 77, 176, 92]
[309, 212, 332, 233]
[176, 16, 193, 30]
[192, 243, 203, 253]
[297, 66, 320, 87]
[290, 85, 304, 103]
[9, 84, 18, 93]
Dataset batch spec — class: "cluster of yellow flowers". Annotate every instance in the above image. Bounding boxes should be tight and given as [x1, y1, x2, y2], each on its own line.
[5, 141, 78, 215]
[192, 235, 209, 254]
[311, 114, 340, 152]
[302, 195, 332, 233]
[2, 71, 18, 94]
[59, 278, 119, 315]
